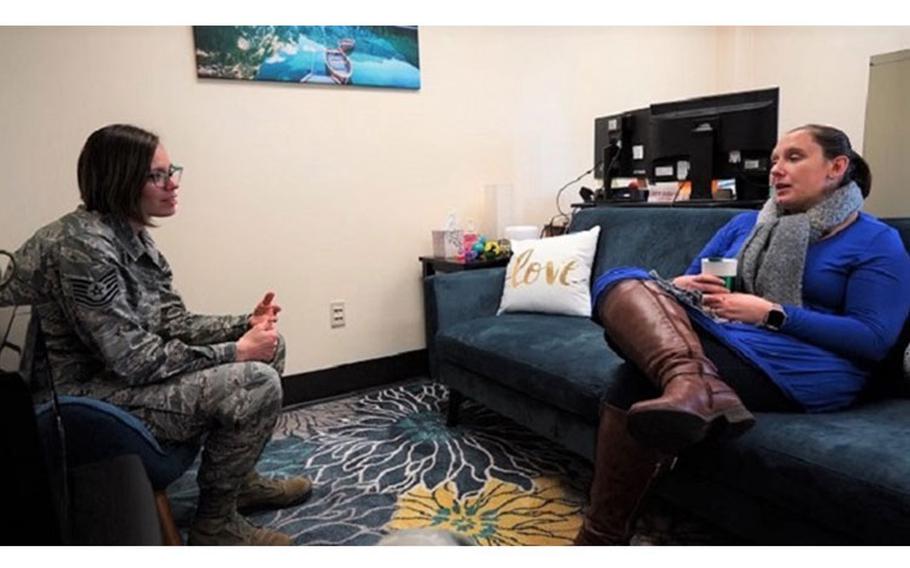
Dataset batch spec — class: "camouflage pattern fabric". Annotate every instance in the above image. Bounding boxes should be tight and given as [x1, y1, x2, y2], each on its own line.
[109, 342, 286, 518]
[3, 206, 285, 518]
[3, 206, 249, 398]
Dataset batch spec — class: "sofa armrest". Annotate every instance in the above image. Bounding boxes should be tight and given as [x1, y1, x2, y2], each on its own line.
[426, 268, 505, 335]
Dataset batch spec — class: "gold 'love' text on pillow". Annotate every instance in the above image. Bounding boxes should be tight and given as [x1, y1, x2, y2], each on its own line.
[496, 226, 599, 317]
[508, 249, 578, 288]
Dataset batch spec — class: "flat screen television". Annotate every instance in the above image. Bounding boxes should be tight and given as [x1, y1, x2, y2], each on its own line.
[648, 87, 779, 201]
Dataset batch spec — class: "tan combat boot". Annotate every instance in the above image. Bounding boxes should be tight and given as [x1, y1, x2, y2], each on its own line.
[236, 471, 314, 514]
[188, 512, 292, 545]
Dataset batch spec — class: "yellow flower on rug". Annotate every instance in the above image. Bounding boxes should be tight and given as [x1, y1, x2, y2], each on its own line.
[387, 477, 583, 545]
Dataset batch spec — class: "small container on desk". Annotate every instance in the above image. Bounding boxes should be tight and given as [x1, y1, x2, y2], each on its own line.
[431, 230, 464, 259]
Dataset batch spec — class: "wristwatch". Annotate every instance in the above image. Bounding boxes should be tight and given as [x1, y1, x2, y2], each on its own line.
[764, 304, 787, 331]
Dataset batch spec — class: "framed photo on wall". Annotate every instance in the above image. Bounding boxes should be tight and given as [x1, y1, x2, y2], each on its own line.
[192, 26, 421, 90]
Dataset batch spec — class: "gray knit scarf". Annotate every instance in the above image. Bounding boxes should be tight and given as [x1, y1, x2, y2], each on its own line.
[736, 181, 864, 307]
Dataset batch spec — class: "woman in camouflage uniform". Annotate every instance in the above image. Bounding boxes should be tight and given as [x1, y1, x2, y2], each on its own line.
[3, 124, 311, 545]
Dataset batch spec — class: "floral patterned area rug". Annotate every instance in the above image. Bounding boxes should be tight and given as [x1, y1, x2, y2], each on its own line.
[168, 380, 738, 545]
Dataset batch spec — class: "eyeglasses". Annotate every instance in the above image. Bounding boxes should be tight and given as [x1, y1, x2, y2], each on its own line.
[147, 164, 183, 188]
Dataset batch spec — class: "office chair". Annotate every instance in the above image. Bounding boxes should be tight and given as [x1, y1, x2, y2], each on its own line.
[20, 316, 199, 544]
[34, 395, 200, 544]
[3, 253, 199, 544]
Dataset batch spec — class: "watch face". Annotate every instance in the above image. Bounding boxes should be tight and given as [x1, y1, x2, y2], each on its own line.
[767, 309, 785, 329]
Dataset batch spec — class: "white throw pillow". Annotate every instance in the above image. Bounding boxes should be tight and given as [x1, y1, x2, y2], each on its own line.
[497, 226, 601, 317]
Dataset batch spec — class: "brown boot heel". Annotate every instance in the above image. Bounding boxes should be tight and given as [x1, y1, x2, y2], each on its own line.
[709, 404, 757, 441]
[627, 401, 755, 452]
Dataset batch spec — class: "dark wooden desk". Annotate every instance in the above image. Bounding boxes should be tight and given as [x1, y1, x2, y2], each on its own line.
[419, 255, 510, 278]
[420, 255, 510, 380]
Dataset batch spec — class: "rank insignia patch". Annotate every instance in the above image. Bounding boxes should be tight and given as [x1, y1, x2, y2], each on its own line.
[69, 268, 120, 308]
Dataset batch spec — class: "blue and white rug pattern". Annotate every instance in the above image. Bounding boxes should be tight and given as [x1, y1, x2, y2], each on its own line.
[168, 381, 731, 545]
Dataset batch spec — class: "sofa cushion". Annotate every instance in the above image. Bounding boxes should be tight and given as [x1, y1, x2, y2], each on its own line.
[436, 313, 657, 420]
[877, 218, 910, 398]
[680, 399, 910, 543]
[569, 207, 740, 281]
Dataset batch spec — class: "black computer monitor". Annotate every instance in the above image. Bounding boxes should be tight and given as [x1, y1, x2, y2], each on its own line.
[593, 107, 650, 189]
[648, 87, 779, 201]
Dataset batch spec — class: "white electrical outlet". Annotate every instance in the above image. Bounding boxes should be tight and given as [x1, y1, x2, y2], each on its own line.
[330, 301, 345, 328]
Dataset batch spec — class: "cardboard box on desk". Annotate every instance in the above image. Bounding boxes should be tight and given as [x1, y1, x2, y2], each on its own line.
[431, 230, 464, 258]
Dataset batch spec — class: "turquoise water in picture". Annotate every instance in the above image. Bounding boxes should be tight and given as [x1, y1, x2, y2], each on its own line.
[256, 35, 420, 88]
[349, 53, 420, 89]
[194, 26, 420, 90]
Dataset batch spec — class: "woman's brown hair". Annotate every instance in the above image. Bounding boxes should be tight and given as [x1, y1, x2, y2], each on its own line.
[77, 124, 159, 221]
[791, 124, 872, 198]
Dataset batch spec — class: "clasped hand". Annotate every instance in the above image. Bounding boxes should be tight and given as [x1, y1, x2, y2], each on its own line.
[672, 274, 773, 325]
[250, 291, 281, 327]
[237, 292, 282, 362]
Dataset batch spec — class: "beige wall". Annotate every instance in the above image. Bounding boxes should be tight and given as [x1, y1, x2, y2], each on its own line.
[716, 27, 910, 215]
[717, 30, 910, 164]
[0, 26, 718, 374]
[1, 26, 907, 375]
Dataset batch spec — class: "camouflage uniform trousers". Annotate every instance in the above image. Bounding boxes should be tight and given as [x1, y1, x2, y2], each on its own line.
[106, 336, 287, 519]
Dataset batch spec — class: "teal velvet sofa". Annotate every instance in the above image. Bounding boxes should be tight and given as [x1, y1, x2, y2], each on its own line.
[426, 206, 910, 544]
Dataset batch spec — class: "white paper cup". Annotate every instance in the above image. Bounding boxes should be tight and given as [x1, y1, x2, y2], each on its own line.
[701, 257, 737, 291]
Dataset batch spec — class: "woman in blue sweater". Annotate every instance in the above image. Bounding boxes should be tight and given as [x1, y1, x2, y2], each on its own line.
[576, 124, 910, 545]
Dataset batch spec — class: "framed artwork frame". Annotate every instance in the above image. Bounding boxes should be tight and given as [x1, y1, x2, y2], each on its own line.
[193, 26, 420, 90]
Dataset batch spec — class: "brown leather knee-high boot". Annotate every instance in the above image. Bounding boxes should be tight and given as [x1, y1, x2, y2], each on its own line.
[575, 404, 671, 545]
[599, 279, 755, 453]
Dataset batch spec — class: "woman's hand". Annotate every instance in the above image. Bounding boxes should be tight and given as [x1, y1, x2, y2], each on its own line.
[672, 274, 730, 295]
[236, 321, 279, 362]
[249, 291, 281, 328]
[702, 293, 775, 325]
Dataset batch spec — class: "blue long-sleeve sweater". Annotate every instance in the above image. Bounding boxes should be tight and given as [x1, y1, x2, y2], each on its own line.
[591, 211, 910, 412]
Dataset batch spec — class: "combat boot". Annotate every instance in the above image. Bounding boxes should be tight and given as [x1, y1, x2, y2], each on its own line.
[237, 471, 313, 514]
[599, 279, 755, 452]
[188, 512, 292, 545]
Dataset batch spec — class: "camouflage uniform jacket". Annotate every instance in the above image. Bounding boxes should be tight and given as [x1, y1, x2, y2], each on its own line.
[0, 206, 249, 399]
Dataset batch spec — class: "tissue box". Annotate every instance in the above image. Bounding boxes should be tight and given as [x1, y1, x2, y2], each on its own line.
[432, 229, 464, 258]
